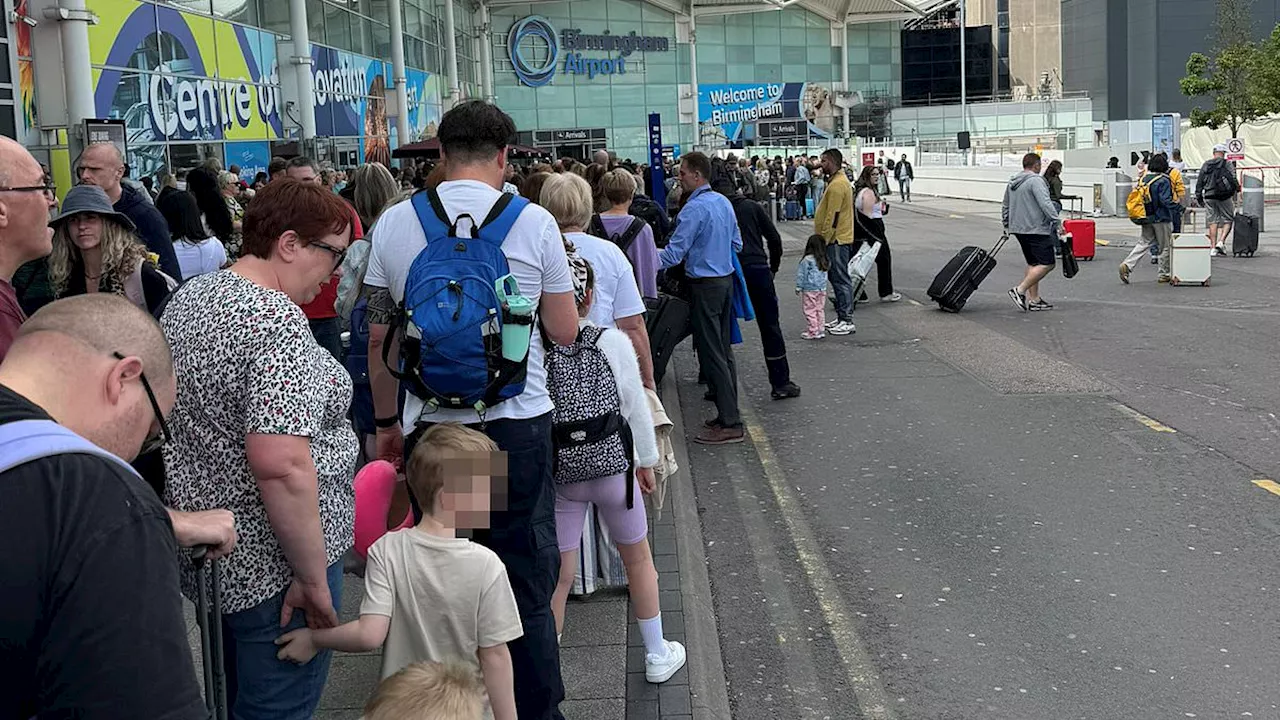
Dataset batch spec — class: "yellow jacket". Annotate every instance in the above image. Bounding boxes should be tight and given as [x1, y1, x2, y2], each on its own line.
[1170, 168, 1185, 203]
[814, 171, 854, 245]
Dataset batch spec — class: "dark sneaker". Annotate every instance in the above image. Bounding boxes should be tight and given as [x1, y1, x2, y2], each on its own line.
[1029, 299, 1055, 311]
[703, 417, 723, 429]
[771, 383, 802, 400]
[1150, 255, 1159, 265]
[1008, 287, 1029, 312]
[694, 425, 746, 445]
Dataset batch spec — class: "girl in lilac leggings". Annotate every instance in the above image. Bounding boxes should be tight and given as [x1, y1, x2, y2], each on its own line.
[548, 254, 687, 684]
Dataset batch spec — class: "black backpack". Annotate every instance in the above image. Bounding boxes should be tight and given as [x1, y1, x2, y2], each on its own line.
[1206, 165, 1239, 201]
[588, 214, 648, 254]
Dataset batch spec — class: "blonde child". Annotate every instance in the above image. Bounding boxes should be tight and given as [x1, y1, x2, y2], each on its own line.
[276, 424, 522, 720]
[796, 234, 831, 339]
[362, 661, 485, 720]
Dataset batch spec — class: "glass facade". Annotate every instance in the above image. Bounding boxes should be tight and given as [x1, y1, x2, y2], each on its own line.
[8, 0, 904, 174]
[490, 1, 903, 162]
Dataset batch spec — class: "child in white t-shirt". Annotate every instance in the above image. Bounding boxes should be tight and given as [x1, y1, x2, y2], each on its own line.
[276, 424, 523, 720]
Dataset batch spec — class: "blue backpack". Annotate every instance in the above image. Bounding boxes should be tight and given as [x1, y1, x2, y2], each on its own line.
[385, 188, 534, 414]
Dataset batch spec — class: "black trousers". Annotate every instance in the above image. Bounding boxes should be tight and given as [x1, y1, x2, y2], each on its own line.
[689, 274, 740, 427]
[741, 263, 791, 390]
[854, 216, 895, 298]
[405, 413, 566, 720]
[794, 184, 809, 216]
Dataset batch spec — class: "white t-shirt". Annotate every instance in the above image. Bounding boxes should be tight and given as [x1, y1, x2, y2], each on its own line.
[172, 236, 228, 279]
[365, 180, 574, 426]
[564, 231, 646, 329]
[361, 528, 524, 684]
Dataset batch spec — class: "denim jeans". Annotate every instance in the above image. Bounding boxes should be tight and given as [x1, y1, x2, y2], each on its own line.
[825, 243, 854, 321]
[309, 317, 343, 361]
[221, 561, 344, 720]
[405, 413, 566, 720]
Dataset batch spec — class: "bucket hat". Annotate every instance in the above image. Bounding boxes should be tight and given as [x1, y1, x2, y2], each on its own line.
[49, 185, 137, 233]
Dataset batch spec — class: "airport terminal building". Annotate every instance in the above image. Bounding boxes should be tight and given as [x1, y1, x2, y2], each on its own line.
[2, 0, 937, 184]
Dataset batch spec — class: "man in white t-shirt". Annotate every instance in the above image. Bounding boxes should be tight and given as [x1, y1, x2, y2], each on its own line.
[363, 100, 579, 720]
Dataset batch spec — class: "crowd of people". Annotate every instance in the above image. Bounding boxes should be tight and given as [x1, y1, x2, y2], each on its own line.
[4, 96, 858, 719]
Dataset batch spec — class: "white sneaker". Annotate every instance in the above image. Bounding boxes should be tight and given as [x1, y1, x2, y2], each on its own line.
[880, 292, 902, 303]
[828, 321, 855, 335]
[824, 319, 840, 329]
[645, 640, 687, 683]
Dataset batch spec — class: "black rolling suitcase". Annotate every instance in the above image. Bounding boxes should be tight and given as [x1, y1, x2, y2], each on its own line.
[645, 293, 691, 385]
[1232, 213, 1259, 257]
[927, 233, 1009, 312]
[193, 548, 229, 720]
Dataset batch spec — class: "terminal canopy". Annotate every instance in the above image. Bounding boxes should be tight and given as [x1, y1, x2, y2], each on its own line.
[642, 0, 955, 25]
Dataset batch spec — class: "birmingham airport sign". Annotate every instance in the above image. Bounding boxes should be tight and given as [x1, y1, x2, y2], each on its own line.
[508, 15, 670, 87]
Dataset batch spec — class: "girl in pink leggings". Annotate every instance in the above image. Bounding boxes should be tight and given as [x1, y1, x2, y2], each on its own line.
[548, 254, 686, 684]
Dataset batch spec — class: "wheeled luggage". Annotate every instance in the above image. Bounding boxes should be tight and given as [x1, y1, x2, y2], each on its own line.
[1170, 233, 1212, 286]
[784, 200, 802, 221]
[927, 234, 1008, 312]
[847, 240, 882, 308]
[1232, 213, 1259, 257]
[1063, 219, 1096, 260]
[193, 548, 228, 720]
[645, 294, 691, 385]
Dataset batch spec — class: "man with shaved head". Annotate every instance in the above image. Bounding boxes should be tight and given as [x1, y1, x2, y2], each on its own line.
[0, 137, 56, 360]
[0, 294, 232, 718]
[77, 142, 182, 280]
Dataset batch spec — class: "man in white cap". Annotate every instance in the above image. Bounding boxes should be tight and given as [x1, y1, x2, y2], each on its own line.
[1196, 143, 1240, 256]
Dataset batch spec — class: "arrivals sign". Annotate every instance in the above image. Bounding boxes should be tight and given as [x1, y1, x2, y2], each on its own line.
[507, 15, 670, 87]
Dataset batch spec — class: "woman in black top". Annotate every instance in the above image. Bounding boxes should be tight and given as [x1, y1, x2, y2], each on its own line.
[1044, 160, 1065, 213]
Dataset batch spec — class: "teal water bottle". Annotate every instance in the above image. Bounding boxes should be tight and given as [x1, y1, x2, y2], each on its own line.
[496, 274, 534, 362]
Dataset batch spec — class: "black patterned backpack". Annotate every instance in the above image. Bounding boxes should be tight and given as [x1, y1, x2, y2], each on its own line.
[544, 325, 636, 509]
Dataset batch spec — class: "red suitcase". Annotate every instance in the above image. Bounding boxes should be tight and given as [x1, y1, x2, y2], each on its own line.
[1063, 219, 1096, 260]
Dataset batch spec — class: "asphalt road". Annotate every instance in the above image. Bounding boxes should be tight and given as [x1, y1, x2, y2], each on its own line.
[677, 198, 1280, 720]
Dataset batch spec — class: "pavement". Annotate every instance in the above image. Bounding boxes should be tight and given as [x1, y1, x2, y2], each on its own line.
[677, 193, 1280, 719]
[183, 190, 1280, 719]
[183, 374, 733, 720]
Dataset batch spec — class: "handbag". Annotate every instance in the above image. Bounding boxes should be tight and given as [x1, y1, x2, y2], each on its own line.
[1060, 233, 1079, 279]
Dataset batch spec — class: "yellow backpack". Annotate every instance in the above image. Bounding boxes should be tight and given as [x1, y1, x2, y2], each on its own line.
[1127, 173, 1160, 225]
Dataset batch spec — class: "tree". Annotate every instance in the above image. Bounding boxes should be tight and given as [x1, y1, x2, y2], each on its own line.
[1179, 0, 1277, 136]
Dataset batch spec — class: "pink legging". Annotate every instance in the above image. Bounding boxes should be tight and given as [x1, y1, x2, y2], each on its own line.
[554, 472, 648, 552]
[802, 290, 827, 335]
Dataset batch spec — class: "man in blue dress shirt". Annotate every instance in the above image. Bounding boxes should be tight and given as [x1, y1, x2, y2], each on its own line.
[660, 152, 745, 445]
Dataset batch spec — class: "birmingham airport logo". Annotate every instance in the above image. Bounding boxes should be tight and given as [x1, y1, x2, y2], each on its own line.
[508, 15, 671, 87]
[509, 16, 559, 87]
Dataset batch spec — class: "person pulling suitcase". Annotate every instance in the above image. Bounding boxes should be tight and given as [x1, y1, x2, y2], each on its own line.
[1002, 153, 1063, 312]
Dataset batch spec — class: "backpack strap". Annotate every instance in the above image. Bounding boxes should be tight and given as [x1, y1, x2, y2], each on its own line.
[0, 419, 140, 478]
[411, 188, 458, 240]
[588, 213, 607, 239]
[612, 217, 647, 255]
[476, 193, 530, 247]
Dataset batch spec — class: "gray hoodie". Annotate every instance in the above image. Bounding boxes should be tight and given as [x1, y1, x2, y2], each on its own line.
[1001, 171, 1061, 236]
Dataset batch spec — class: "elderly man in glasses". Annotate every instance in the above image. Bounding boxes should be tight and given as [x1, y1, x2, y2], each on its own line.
[0, 137, 57, 360]
[0, 293, 235, 719]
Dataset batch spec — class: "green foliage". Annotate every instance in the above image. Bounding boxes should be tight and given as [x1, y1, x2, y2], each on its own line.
[1179, 0, 1279, 136]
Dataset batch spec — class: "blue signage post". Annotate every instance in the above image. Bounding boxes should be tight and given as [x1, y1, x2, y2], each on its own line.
[648, 113, 667, 211]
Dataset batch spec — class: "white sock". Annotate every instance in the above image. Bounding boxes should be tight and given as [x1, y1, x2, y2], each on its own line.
[637, 614, 667, 658]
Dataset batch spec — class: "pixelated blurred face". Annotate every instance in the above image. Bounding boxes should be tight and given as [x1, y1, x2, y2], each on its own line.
[438, 452, 508, 529]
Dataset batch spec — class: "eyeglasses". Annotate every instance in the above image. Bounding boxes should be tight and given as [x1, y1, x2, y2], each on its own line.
[112, 351, 172, 455]
[309, 240, 347, 271]
[0, 184, 56, 200]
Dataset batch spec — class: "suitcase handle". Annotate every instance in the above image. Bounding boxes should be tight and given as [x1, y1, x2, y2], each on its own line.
[991, 232, 1009, 256]
[192, 546, 229, 720]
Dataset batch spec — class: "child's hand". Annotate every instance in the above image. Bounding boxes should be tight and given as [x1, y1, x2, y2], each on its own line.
[275, 628, 319, 665]
[637, 466, 657, 495]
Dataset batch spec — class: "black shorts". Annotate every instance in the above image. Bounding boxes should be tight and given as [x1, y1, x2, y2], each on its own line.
[1015, 233, 1057, 267]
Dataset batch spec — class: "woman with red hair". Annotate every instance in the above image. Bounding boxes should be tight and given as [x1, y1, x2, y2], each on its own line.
[159, 179, 358, 720]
